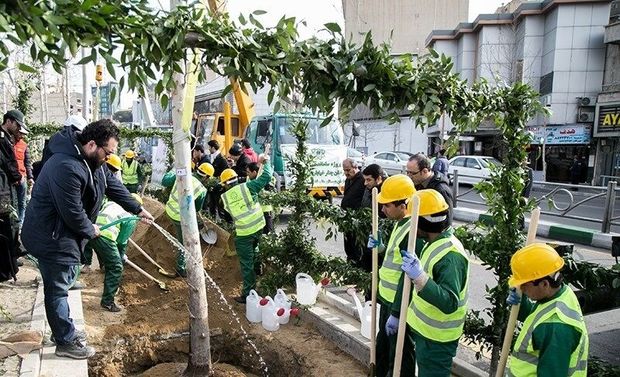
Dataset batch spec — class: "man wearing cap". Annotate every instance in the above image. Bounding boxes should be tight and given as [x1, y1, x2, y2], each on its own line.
[13, 126, 34, 226]
[162, 162, 213, 277]
[121, 150, 140, 193]
[0, 110, 25, 282]
[506, 243, 588, 377]
[229, 143, 250, 183]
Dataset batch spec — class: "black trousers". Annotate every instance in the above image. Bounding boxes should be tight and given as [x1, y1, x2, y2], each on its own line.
[343, 232, 363, 265]
[0, 214, 18, 282]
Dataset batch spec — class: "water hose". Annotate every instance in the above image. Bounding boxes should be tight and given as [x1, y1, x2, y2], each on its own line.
[99, 215, 141, 231]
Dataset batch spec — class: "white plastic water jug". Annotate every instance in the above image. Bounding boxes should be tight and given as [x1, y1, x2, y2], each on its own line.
[274, 289, 292, 324]
[360, 301, 379, 340]
[245, 290, 262, 323]
[295, 273, 321, 306]
[260, 296, 283, 331]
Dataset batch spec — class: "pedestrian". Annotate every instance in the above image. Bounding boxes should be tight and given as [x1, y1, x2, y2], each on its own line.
[360, 163, 386, 272]
[398, 189, 469, 377]
[206, 140, 229, 220]
[406, 153, 454, 221]
[121, 150, 140, 193]
[207, 139, 228, 177]
[22, 119, 154, 359]
[229, 143, 250, 182]
[506, 243, 588, 376]
[341, 158, 365, 265]
[192, 144, 210, 167]
[13, 126, 33, 227]
[220, 153, 272, 304]
[0, 110, 26, 283]
[247, 161, 275, 234]
[162, 162, 213, 277]
[33, 114, 87, 180]
[432, 148, 450, 175]
[570, 155, 583, 189]
[366, 174, 418, 376]
[88, 194, 143, 312]
[241, 138, 259, 163]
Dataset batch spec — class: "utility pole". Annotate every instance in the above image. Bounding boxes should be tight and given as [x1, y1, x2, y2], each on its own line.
[82, 48, 89, 121]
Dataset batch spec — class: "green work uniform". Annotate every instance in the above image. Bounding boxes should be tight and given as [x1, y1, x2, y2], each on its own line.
[89, 200, 138, 305]
[508, 284, 588, 377]
[375, 217, 424, 377]
[222, 162, 273, 296]
[162, 170, 207, 274]
[122, 159, 139, 193]
[403, 228, 469, 377]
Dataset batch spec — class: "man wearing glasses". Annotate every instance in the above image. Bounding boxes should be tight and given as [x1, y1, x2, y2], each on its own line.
[406, 153, 454, 221]
[22, 119, 154, 360]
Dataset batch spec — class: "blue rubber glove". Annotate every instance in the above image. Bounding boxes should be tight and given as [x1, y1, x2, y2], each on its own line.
[385, 315, 399, 336]
[367, 234, 382, 249]
[506, 288, 521, 306]
[400, 251, 424, 280]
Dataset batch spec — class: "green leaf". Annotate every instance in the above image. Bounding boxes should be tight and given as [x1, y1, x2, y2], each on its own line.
[324, 22, 341, 33]
[17, 63, 37, 73]
[238, 13, 247, 25]
[160, 94, 169, 110]
[252, 10, 267, 15]
[363, 84, 376, 92]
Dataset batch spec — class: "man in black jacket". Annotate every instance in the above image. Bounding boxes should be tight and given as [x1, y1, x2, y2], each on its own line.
[341, 158, 365, 265]
[207, 139, 228, 178]
[22, 120, 154, 360]
[229, 143, 250, 183]
[406, 153, 454, 221]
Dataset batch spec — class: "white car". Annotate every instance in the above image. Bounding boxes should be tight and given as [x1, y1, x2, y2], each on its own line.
[448, 155, 501, 184]
[364, 151, 413, 176]
[347, 147, 366, 168]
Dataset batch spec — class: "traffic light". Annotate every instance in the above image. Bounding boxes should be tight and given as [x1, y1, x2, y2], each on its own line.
[95, 64, 103, 82]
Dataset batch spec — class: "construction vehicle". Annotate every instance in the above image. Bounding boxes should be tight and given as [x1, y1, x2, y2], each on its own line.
[193, 81, 346, 199]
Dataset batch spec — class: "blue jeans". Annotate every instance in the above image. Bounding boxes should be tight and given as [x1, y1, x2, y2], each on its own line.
[38, 262, 79, 345]
[15, 179, 27, 226]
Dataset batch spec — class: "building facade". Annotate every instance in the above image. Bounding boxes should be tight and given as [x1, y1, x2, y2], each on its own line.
[29, 91, 90, 124]
[427, 0, 611, 183]
[91, 81, 120, 120]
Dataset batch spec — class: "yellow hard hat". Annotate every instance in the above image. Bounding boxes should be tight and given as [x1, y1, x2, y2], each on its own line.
[220, 168, 238, 184]
[191, 161, 196, 170]
[131, 193, 143, 205]
[377, 174, 416, 204]
[106, 154, 122, 171]
[197, 162, 215, 177]
[124, 150, 135, 159]
[413, 189, 449, 216]
[509, 243, 565, 287]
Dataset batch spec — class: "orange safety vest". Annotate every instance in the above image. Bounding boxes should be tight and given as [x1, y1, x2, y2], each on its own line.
[14, 140, 27, 177]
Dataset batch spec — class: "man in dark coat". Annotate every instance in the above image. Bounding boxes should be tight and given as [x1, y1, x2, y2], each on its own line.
[360, 163, 387, 272]
[341, 158, 365, 265]
[229, 143, 250, 183]
[207, 139, 228, 178]
[406, 153, 454, 222]
[22, 119, 154, 360]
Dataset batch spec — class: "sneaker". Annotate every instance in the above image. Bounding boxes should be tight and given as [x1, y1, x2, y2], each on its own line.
[233, 295, 247, 304]
[51, 330, 87, 344]
[101, 301, 122, 312]
[70, 281, 85, 290]
[55, 339, 96, 359]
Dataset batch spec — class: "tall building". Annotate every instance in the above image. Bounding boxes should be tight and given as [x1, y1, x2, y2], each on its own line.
[29, 91, 90, 124]
[427, 0, 610, 183]
[342, 0, 469, 154]
[92, 81, 120, 119]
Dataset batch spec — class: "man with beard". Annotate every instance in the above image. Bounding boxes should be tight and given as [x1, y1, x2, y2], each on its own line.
[341, 158, 365, 265]
[22, 120, 154, 359]
[406, 153, 454, 222]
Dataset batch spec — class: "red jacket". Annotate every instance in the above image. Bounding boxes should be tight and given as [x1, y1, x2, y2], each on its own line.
[14, 139, 31, 178]
[243, 147, 259, 163]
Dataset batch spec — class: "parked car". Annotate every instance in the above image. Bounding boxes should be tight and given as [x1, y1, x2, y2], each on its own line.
[364, 151, 413, 176]
[448, 155, 502, 184]
[347, 147, 366, 168]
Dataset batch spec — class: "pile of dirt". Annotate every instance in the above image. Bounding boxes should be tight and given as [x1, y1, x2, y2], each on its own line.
[82, 197, 365, 376]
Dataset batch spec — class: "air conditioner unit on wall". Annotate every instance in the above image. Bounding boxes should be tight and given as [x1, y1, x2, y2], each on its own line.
[578, 110, 594, 123]
[577, 96, 596, 107]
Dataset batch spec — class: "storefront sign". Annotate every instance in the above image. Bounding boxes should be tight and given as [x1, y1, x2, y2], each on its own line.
[595, 103, 620, 136]
[528, 124, 592, 145]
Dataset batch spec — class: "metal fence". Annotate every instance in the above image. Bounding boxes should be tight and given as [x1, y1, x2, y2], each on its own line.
[451, 169, 620, 233]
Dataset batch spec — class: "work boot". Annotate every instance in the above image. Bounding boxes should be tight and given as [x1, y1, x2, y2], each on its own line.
[55, 339, 96, 359]
[233, 295, 247, 304]
[101, 301, 122, 312]
[50, 330, 87, 344]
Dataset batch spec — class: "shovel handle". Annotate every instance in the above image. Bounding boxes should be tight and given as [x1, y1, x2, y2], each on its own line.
[128, 238, 164, 270]
[125, 258, 166, 287]
[495, 207, 541, 377]
[370, 187, 379, 370]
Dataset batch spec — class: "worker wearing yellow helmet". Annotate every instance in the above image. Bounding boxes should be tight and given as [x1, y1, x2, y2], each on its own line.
[220, 148, 273, 304]
[365, 174, 421, 376]
[161, 162, 213, 277]
[85, 193, 144, 312]
[390, 189, 469, 377]
[506, 243, 588, 377]
[106, 154, 123, 183]
[121, 150, 141, 193]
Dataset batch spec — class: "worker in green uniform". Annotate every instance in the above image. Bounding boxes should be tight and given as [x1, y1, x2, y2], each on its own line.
[89, 193, 143, 312]
[121, 150, 140, 193]
[246, 162, 275, 234]
[366, 174, 418, 376]
[397, 189, 469, 377]
[506, 243, 588, 377]
[220, 153, 272, 304]
[162, 162, 213, 277]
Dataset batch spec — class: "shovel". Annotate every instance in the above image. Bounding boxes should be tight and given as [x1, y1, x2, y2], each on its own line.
[201, 228, 218, 258]
[128, 238, 176, 278]
[124, 257, 169, 291]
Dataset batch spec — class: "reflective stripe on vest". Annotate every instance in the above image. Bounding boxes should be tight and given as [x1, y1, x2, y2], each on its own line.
[508, 287, 588, 377]
[165, 176, 207, 222]
[406, 236, 469, 342]
[122, 160, 139, 184]
[378, 218, 411, 303]
[96, 201, 130, 241]
[222, 184, 265, 236]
